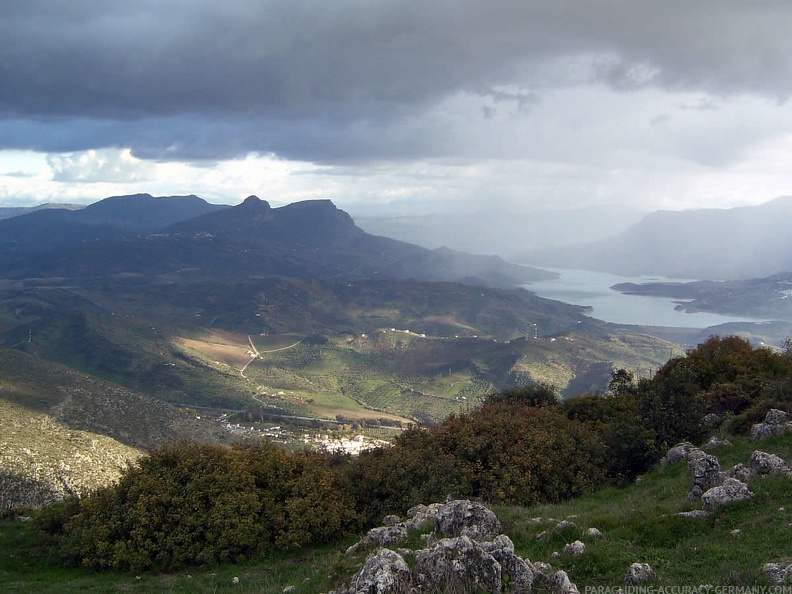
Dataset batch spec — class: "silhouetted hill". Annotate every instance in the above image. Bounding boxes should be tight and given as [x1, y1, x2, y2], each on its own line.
[0, 202, 83, 221]
[521, 196, 792, 280]
[0, 193, 226, 260]
[0, 195, 551, 287]
[78, 193, 227, 232]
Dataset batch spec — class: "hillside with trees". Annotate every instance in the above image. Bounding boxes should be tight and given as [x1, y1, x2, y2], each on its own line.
[5, 335, 790, 590]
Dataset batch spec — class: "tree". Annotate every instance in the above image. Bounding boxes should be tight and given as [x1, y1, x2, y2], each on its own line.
[483, 382, 559, 407]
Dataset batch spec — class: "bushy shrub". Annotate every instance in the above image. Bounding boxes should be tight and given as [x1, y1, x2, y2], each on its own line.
[350, 402, 606, 522]
[483, 381, 560, 407]
[52, 442, 361, 571]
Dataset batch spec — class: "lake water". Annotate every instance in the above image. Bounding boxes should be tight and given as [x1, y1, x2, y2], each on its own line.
[522, 267, 766, 328]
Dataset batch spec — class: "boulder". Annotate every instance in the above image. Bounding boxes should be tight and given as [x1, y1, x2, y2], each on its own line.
[624, 562, 656, 585]
[723, 463, 753, 482]
[367, 524, 408, 548]
[415, 535, 502, 593]
[555, 520, 576, 531]
[549, 570, 580, 594]
[687, 450, 722, 500]
[433, 499, 502, 542]
[563, 540, 586, 556]
[664, 442, 696, 464]
[585, 527, 603, 538]
[482, 535, 535, 593]
[701, 478, 754, 513]
[750, 451, 791, 475]
[350, 548, 412, 594]
[765, 409, 791, 425]
[762, 562, 792, 584]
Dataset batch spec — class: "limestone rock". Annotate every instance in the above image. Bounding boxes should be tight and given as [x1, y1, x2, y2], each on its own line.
[563, 540, 586, 556]
[763, 562, 792, 584]
[750, 450, 791, 475]
[625, 562, 656, 585]
[664, 442, 696, 464]
[687, 450, 722, 500]
[433, 499, 502, 542]
[702, 478, 754, 513]
[415, 535, 502, 593]
[351, 548, 412, 594]
[550, 570, 580, 593]
[482, 535, 535, 593]
[555, 520, 576, 531]
[750, 409, 792, 441]
[367, 524, 408, 547]
[723, 463, 753, 482]
[585, 527, 603, 538]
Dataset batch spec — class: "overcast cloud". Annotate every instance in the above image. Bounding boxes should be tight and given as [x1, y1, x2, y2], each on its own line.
[2, 1, 792, 212]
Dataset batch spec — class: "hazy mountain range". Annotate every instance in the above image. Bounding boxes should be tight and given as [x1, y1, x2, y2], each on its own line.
[355, 205, 648, 258]
[0, 194, 551, 287]
[520, 196, 792, 280]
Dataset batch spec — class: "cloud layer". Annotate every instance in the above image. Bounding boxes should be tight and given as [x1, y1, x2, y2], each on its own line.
[2, 1, 792, 211]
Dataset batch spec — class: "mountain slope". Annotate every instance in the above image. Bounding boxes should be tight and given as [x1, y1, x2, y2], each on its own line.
[0, 193, 226, 260]
[522, 196, 792, 280]
[0, 195, 551, 287]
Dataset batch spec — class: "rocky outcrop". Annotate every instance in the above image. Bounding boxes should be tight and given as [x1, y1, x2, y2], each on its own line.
[676, 448, 788, 517]
[432, 499, 502, 541]
[333, 499, 576, 594]
[750, 409, 792, 441]
[414, 535, 506, 593]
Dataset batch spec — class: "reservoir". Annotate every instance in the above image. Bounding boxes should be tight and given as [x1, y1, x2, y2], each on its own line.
[522, 267, 766, 328]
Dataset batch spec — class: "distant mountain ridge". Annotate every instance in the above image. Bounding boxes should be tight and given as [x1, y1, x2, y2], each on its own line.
[0, 193, 551, 287]
[0, 193, 227, 257]
[355, 205, 647, 258]
[0, 202, 84, 221]
[521, 196, 792, 280]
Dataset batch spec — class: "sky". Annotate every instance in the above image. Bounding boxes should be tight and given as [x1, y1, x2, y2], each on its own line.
[2, 1, 792, 215]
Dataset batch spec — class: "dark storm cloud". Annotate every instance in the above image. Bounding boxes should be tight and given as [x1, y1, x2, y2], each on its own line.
[2, 0, 792, 162]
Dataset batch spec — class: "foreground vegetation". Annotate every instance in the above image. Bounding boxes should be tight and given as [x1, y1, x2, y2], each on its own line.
[4, 335, 792, 590]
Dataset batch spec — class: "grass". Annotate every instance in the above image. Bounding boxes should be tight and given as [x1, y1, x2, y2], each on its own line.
[0, 518, 361, 594]
[496, 431, 792, 587]
[4, 432, 792, 592]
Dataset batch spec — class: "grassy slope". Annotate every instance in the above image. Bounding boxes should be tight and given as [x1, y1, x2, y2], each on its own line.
[3, 432, 791, 591]
[500, 431, 792, 587]
[0, 399, 143, 510]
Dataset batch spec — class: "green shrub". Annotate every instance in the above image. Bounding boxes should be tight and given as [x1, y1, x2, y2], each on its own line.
[51, 441, 361, 571]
